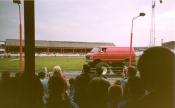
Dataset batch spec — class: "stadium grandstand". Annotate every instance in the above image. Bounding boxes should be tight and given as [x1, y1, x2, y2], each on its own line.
[4, 39, 115, 55]
[2, 39, 175, 56]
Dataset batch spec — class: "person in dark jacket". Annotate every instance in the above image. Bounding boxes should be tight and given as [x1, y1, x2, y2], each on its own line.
[74, 64, 92, 108]
[87, 66, 110, 108]
[129, 47, 175, 108]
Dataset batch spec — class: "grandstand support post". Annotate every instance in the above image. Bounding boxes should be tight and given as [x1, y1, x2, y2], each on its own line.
[63, 48, 64, 53]
[60, 48, 62, 53]
[24, 0, 35, 74]
[73, 48, 75, 53]
[47, 48, 49, 54]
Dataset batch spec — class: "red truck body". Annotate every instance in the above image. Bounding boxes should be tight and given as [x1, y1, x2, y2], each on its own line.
[86, 46, 135, 64]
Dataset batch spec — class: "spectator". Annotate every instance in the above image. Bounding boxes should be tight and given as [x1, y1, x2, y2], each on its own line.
[43, 67, 49, 78]
[121, 66, 137, 99]
[106, 85, 123, 108]
[74, 64, 92, 108]
[120, 66, 128, 89]
[87, 66, 110, 108]
[135, 47, 175, 108]
[126, 66, 137, 79]
[52, 65, 68, 90]
[123, 77, 145, 108]
[95, 65, 108, 78]
[11, 72, 22, 108]
[121, 66, 137, 85]
[47, 65, 78, 108]
[18, 72, 44, 108]
[0, 72, 14, 108]
[67, 78, 75, 101]
[38, 72, 49, 108]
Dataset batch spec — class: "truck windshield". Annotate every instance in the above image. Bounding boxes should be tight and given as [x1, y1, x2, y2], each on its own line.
[91, 47, 100, 53]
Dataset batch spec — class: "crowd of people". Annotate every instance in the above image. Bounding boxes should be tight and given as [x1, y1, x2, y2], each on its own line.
[0, 47, 174, 108]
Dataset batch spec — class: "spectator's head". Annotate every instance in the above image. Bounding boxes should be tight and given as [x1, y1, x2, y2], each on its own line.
[137, 47, 174, 91]
[88, 77, 110, 107]
[82, 64, 90, 74]
[108, 85, 122, 102]
[38, 72, 46, 79]
[69, 77, 75, 86]
[95, 66, 103, 76]
[127, 77, 145, 98]
[53, 65, 62, 77]
[122, 66, 128, 78]
[127, 66, 137, 78]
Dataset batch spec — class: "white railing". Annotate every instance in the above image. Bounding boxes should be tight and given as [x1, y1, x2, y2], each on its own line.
[0, 53, 85, 57]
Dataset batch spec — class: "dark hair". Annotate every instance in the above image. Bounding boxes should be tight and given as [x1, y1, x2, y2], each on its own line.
[96, 66, 103, 76]
[127, 66, 137, 78]
[69, 77, 75, 85]
[108, 85, 122, 101]
[137, 47, 174, 90]
[38, 72, 45, 79]
[83, 64, 90, 74]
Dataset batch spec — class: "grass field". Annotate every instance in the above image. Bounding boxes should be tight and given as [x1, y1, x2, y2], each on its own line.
[0, 56, 140, 73]
[0, 56, 86, 73]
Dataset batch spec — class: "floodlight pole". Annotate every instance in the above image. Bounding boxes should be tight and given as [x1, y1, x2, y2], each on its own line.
[129, 13, 145, 66]
[13, 0, 23, 72]
[150, 0, 163, 47]
[19, 4, 23, 72]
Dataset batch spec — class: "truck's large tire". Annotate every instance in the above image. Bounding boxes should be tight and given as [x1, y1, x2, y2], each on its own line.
[95, 62, 112, 76]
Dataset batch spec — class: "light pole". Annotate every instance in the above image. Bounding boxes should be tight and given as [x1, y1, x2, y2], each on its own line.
[129, 12, 145, 66]
[13, 0, 23, 72]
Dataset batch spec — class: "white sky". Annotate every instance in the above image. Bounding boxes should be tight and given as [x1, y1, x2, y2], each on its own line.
[0, 0, 175, 47]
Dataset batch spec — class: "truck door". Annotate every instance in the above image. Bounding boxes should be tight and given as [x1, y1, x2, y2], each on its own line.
[100, 48, 108, 61]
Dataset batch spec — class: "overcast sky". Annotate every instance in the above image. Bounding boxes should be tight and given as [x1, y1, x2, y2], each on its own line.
[0, 0, 175, 46]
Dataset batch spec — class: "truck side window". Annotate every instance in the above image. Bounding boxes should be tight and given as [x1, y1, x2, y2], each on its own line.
[102, 48, 106, 52]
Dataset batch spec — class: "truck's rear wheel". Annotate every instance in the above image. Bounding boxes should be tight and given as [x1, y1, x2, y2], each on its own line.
[96, 62, 112, 76]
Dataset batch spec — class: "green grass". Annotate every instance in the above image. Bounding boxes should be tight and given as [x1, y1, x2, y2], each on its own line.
[0, 56, 140, 73]
[0, 56, 86, 73]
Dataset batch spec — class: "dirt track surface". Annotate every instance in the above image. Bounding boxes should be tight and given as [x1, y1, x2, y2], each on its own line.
[0, 71, 122, 84]
[64, 71, 122, 84]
